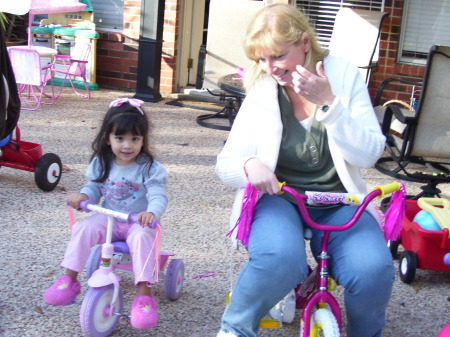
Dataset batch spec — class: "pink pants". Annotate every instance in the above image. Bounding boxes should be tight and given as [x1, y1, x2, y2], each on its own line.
[61, 213, 158, 285]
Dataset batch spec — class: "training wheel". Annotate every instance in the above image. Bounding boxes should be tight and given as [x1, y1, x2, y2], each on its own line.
[269, 289, 296, 323]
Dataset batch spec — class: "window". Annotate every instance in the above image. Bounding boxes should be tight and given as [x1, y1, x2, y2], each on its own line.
[293, 0, 384, 47]
[90, 0, 124, 31]
[399, 0, 450, 64]
[33, 14, 48, 25]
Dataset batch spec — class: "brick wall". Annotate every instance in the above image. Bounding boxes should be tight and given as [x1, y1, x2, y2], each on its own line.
[367, 0, 426, 106]
[96, 0, 424, 99]
[95, 0, 180, 94]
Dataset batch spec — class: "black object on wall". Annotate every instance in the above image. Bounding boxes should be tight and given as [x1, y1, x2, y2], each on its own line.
[134, 0, 165, 102]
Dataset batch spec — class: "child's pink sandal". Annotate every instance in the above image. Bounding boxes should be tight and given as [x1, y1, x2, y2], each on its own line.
[43, 275, 81, 305]
[130, 295, 158, 329]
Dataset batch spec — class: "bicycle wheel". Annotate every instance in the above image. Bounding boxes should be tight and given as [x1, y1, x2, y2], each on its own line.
[301, 308, 340, 337]
[85, 245, 102, 280]
[163, 259, 185, 300]
[80, 284, 123, 337]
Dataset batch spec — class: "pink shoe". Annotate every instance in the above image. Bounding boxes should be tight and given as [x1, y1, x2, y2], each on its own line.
[130, 295, 158, 329]
[43, 275, 81, 306]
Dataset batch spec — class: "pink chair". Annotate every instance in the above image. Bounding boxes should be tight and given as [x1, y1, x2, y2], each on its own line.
[52, 41, 91, 99]
[8, 47, 55, 111]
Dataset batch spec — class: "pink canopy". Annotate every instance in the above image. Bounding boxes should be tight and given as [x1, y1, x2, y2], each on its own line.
[0, 0, 86, 15]
[28, 0, 87, 14]
[0, 0, 87, 46]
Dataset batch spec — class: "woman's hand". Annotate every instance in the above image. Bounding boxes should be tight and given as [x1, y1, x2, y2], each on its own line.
[292, 61, 335, 106]
[67, 193, 89, 210]
[138, 211, 156, 228]
[244, 158, 280, 195]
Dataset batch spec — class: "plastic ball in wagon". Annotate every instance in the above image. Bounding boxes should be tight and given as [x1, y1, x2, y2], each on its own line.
[413, 210, 442, 231]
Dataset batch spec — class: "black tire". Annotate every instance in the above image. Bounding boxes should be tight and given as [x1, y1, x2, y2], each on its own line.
[399, 250, 417, 284]
[388, 238, 400, 259]
[34, 153, 62, 191]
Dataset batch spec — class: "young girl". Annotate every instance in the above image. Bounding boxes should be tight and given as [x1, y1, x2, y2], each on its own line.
[43, 98, 168, 330]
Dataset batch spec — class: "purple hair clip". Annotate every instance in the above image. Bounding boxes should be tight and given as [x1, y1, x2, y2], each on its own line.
[109, 97, 145, 115]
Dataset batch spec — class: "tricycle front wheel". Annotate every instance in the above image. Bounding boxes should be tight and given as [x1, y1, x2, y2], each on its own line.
[301, 308, 340, 337]
[80, 284, 123, 337]
[34, 153, 62, 191]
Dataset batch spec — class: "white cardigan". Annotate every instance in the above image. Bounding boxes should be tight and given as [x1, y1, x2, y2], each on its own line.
[215, 55, 386, 230]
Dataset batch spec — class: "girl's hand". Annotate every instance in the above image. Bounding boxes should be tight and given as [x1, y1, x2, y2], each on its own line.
[67, 193, 89, 210]
[138, 211, 156, 228]
[292, 61, 335, 106]
[244, 158, 280, 195]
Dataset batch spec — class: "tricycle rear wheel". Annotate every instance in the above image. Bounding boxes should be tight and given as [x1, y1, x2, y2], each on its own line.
[85, 245, 102, 280]
[164, 259, 185, 300]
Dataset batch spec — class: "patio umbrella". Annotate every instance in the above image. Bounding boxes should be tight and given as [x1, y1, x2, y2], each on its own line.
[0, 0, 87, 46]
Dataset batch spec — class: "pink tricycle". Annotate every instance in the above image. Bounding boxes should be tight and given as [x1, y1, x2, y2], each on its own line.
[77, 200, 185, 337]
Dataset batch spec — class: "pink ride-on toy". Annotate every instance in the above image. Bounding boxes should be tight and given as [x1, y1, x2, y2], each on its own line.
[231, 181, 403, 336]
[76, 200, 185, 337]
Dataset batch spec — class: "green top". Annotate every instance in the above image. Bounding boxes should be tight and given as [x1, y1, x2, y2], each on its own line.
[275, 86, 346, 204]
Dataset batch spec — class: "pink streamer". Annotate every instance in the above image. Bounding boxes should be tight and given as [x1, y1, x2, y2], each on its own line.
[227, 183, 259, 247]
[67, 205, 75, 231]
[140, 223, 161, 284]
[380, 182, 406, 242]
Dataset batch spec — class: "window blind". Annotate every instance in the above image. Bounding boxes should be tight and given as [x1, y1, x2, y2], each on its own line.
[400, 0, 450, 61]
[294, 0, 384, 47]
[91, 0, 124, 30]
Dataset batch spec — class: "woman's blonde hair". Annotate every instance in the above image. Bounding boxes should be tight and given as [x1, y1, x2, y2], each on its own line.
[243, 3, 327, 90]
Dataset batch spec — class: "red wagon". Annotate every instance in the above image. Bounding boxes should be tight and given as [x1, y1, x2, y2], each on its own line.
[0, 126, 62, 191]
[396, 199, 450, 283]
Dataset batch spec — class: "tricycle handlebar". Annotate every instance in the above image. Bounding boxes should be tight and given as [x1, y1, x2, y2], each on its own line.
[279, 182, 402, 232]
[78, 200, 157, 228]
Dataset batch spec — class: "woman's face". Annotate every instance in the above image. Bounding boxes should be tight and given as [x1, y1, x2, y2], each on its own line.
[256, 37, 310, 87]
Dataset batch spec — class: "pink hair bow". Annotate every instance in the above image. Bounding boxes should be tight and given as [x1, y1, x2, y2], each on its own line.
[109, 97, 145, 115]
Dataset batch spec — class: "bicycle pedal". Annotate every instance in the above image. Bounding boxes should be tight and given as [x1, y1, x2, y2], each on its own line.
[259, 319, 280, 329]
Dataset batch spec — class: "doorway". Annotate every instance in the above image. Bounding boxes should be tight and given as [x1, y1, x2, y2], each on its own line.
[178, 0, 209, 89]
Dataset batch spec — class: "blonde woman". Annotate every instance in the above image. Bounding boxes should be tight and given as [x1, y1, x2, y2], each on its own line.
[216, 4, 393, 337]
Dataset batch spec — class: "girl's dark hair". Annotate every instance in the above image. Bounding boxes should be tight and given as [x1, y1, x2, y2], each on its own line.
[90, 101, 154, 182]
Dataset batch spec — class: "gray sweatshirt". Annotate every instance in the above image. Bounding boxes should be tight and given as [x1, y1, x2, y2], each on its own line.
[80, 156, 168, 220]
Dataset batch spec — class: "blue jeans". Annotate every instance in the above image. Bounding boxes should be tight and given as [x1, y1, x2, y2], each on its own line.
[220, 194, 395, 337]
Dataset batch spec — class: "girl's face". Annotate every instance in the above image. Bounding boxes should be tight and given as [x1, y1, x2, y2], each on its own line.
[107, 131, 144, 166]
[256, 37, 310, 86]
